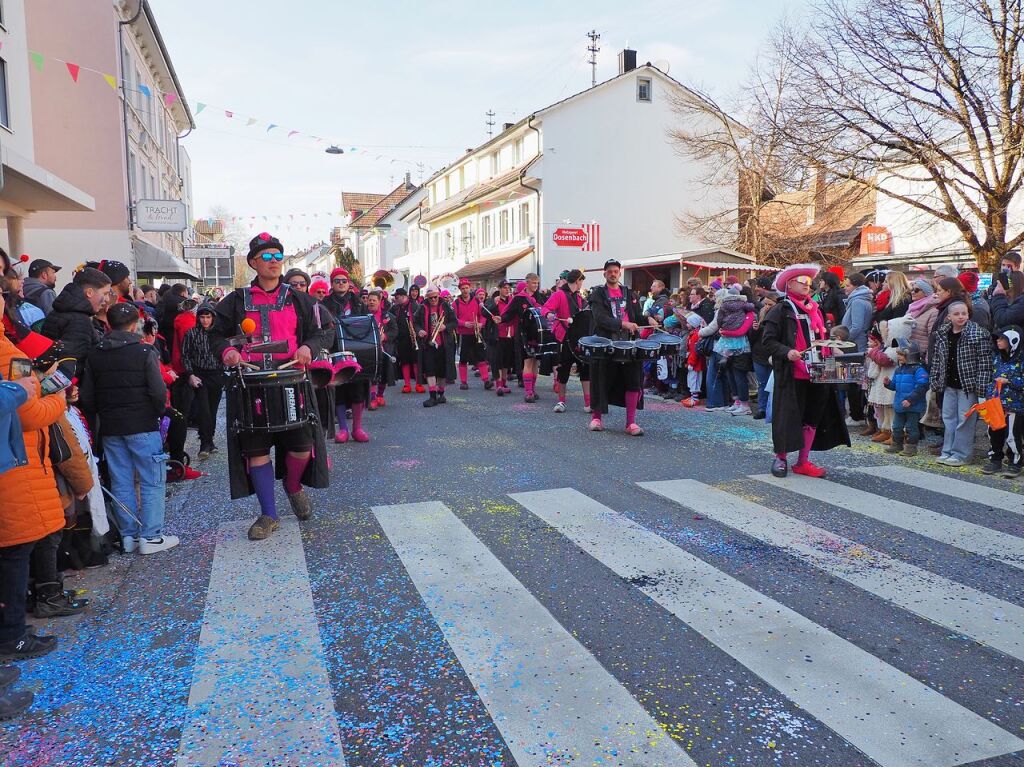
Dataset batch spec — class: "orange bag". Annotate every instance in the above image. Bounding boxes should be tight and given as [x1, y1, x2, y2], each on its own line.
[966, 380, 1006, 431]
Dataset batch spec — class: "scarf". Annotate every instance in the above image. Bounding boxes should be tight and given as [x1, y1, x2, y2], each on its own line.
[908, 293, 939, 318]
[786, 290, 826, 339]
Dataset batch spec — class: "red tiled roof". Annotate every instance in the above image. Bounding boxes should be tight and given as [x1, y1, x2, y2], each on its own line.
[349, 183, 418, 229]
[342, 192, 386, 215]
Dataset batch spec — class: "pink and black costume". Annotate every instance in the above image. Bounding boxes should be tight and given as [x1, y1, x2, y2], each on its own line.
[322, 281, 371, 442]
[542, 284, 591, 406]
[390, 292, 423, 392]
[416, 298, 457, 406]
[587, 283, 646, 427]
[499, 285, 542, 399]
[453, 293, 490, 389]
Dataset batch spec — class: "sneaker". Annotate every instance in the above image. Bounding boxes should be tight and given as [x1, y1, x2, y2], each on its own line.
[771, 457, 788, 478]
[415, 384, 426, 394]
[401, 385, 412, 394]
[981, 460, 1003, 475]
[588, 418, 604, 432]
[376, 396, 386, 408]
[33, 583, 88, 618]
[122, 536, 139, 554]
[139, 535, 180, 555]
[288, 489, 312, 520]
[944, 457, 967, 467]
[934, 454, 952, 465]
[730, 404, 751, 416]
[0, 689, 33, 721]
[247, 515, 279, 541]
[884, 441, 904, 454]
[367, 399, 378, 411]
[705, 405, 730, 412]
[459, 383, 469, 390]
[625, 423, 644, 436]
[334, 429, 349, 444]
[583, 405, 592, 413]
[682, 397, 698, 408]
[553, 401, 566, 413]
[845, 417, 865, 427]
[752, 410, 766, 420]
[0, 632, 57, 661]
[352, 428, 370, 443]
[792, 461, 827, 478]
[197, 447, 211, 460]
[524, 393, 538, 403]
[0, 665, 20, 691]
[1003, 464, 1022, 479]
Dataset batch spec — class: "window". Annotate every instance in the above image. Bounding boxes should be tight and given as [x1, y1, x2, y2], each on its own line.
[458, 166, 465, 191]
[445, 228, 454, 256]
[459, 221, 470, 256]
[637, 77, 652, 102]
[490, 152, 499, 177]
[433, 232, 441, 256]
[128, 150, 137, 199]
[499, 209, 510, 244]
[444, 175, 450, 199]
[482, 216, 493, 249]
[134, 68, 143, 110]
[0, 59, 9, 129]
[519, 202, 531, 240]
[514, 137, 524, 166]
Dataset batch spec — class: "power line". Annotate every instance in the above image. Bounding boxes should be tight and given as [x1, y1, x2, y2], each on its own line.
[586, 29, 601, 87]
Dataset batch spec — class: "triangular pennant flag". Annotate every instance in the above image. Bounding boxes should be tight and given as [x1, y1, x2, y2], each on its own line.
[287, 130, 298, 138]
[225, 110, 233, 118]
[195, 102, 207, 114]
[246, 118, 256, 126]
[266, 124, 278, 133]
[164, 93, 176, 106]
[65, 62, 81, 82]
[29, 51, 44, 71]
[139, 84, 151, 98]
[102, 73, 118, 90]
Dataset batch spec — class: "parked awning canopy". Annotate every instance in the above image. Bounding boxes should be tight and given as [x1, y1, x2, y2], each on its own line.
[683, 259, 776, 272]
[457, 246, 533, 279]
[133, 237, 199, 280]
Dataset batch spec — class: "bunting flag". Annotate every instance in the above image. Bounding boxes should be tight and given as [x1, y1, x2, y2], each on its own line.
[138, 84, 151, 98]
[103, 73, 118, 90]
[267, 124, 278, 133]
[225, 110, 233, 118]
[29, 51, 44, 71]
[288, 130, 299, 138]
[195, 102, 207, 114]
[164, 93, 177, 106]
[246, 118, 257, 126]
[65, 62, 80, 82]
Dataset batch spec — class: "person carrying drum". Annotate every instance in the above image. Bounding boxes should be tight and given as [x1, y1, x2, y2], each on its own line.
[211, 233, 334, 541]
[588, 258, 658, 435]
[364, 289, 396, 409]
[499, 277, 544, 402]
[416, 286, 457, 407]
[453, 278, 492, 391]
[322, 267, 371, 443]
[542, 269, 592, 413]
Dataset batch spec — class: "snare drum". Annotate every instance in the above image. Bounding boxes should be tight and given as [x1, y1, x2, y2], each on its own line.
[227, 368, 314, 433]
[521, 307, 560, 359]
[577, 336, 612, 360]
[633, 339, 661, 360]
[308, 352, 361, 389]
[609, 340, 636, 362]
[648, 331, 683, 357]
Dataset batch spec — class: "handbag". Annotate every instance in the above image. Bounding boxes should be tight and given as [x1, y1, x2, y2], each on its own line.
[48, 418, 73, 465]
[695, 335, 715, 357]
[335, 315, 381, 382]
[965, 381, 1007, 431]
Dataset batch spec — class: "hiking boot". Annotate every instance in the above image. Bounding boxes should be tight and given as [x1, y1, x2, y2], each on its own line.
[0, 689, 33, 720]
[1002, 464, 1022, 479]
[0, 665, 19, 691]
[901, 443, 918, 457]
[423, 392, 438, 408]
[288, 489, 312, 520]
[33, 583, 88, 618]
[981, 460, 1003, 475]
[859, 422, 878, 437]
[436, 393, 447, 404]
[871, 429, 892, 443]
[884, 439, 904, 454]
[247, 515, 279, 541]
[0, 632, 57, 661]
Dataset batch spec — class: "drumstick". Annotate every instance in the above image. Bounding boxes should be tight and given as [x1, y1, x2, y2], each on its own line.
[237, 361, 260, 370]
[277, 359, 302, 370]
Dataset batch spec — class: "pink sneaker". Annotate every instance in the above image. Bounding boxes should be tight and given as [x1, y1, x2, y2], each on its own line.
[625, 423, 644, 436]
[352, 429, 370, 443]
[334, 429, 349, 444]
[792, 461, 827, 478]
[588, 418, 604, 432]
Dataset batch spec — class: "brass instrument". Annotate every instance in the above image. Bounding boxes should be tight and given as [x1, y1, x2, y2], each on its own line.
[474, 314, 483, 344]
[407, 305, 419, 351]
[429, 309, 446, 348]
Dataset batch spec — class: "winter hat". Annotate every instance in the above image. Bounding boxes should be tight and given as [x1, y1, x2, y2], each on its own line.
[686, 313, 703, 329]
[724, 274, 740, 285]
[957, 271, 980, 294]
[98, 259, 130, 285]
[911, 278, 934, 296]
[246, 232, 283, 263]
[710, 278, 723, 291]
[515, 280, 528, 294]
[330, 267, 350, 282]
[996, 326, 1022, 360]
[728, 284, 742, 294]
[458, 278, 471, 288]
[393, 287, 408, 297]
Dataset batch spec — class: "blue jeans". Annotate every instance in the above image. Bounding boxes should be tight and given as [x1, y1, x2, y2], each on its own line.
[103, 431, 168, 539]
[726, 361, 749, 403]
[706, 353, 725, 408]
[891, 410, 922, 443]
[753, 362, 772, 413]
[940, 387, 979, 461]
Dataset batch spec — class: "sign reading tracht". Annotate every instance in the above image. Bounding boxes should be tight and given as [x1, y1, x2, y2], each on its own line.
[136, 199, 188, 232]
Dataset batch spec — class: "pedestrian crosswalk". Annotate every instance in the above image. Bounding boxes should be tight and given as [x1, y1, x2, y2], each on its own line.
[183, 468, 1024, 767]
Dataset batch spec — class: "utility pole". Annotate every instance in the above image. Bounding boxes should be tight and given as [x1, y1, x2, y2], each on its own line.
[485, 109, 496, 139]
[586, 29, 601, 87]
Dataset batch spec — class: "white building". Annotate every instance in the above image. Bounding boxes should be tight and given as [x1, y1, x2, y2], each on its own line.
[361, 184, 427, 285]
[404, 51, 733, 289]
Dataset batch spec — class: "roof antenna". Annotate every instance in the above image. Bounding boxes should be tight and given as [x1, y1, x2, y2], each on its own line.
[485, 109, 496, 138]
[586, 29, 601, 87]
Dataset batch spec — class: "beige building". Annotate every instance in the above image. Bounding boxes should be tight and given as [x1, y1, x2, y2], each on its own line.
[12, 0, 197, 283]
[0, 0, 95, 258]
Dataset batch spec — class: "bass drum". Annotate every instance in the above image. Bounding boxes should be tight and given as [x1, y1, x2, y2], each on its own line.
[567, 307, 593, 363]
[520, 307, 560, 359]
[335, 315, 381, 382]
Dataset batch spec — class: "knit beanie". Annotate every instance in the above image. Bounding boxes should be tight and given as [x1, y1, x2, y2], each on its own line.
[957, 271, 979, 293]
[910, 278, 933, 296]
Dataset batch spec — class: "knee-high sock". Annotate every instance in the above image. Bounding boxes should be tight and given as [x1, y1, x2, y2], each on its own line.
[335, 403, 348, 430]
[402, 364, 412, 386]
[625, 390, 640, 425]
[798, 425, 816, 464]
[283, 453, 310, 495]
[478, 362, 489, 381]
[249, 462, 277, 519]
[583, 382, 591, 408]
[523, 373, 536, 396]
[351, 401, 365, 432]
[458, 363, 468, 385]
[559, 384, 567, 403]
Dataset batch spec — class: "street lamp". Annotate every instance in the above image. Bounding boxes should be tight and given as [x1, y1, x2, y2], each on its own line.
[325, 145, 344, 155]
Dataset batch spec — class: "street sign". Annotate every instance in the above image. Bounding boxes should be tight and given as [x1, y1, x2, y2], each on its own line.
[185, 245, 232, 260]
[551, 223, 600, 251]
[136, 199, 188, 232]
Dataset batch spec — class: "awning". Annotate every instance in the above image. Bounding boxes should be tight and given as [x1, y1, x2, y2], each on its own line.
[683, 259, 776, 272]
[133, 237, 199, 280]
[457, 246, 534, 279]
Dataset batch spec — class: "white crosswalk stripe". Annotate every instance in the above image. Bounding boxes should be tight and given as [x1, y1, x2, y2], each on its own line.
[854, 464, 1024, 516]
[372, 500, 697, 767]
[641, 479, 1024, 662]
[753, 473, 1024, 570]
[511, 487, 1023, 767]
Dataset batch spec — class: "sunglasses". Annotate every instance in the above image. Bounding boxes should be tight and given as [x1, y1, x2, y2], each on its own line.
[259, 251, 284, 262]
[332, 278, 348, 285]
[288, 281, 308, 288]
[911, 288, 923, 294]
[790, 276, 813, 286]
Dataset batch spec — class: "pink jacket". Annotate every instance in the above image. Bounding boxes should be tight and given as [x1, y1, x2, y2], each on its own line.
[541, 289, 584, 343]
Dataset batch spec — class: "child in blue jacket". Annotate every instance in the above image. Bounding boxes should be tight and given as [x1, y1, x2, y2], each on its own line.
[883, 339, 929, 456]
[982, 326, 1024, 478]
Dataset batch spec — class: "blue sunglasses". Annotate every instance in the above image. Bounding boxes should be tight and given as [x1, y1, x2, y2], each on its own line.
[259, 251, 284, 262]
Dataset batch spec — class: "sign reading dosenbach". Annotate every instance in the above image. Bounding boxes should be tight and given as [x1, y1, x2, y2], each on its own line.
[136, 199, 188, 232]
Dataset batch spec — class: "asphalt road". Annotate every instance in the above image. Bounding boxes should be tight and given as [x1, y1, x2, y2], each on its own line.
[1, 378, 1023, 767]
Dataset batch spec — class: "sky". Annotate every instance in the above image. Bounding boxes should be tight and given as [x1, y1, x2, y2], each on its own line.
[154, 0, 802, 251]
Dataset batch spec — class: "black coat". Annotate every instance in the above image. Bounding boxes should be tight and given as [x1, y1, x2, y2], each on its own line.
[41, 283, 102, 378]
[761, 300, 851, 454]
[817, 288, 846, 327]
[79, 331, 167, 437]
[414, 302, 457, 382]
[588, 284, 649, 413]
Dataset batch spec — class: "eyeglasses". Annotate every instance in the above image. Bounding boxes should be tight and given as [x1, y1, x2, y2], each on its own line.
[260, 251, 284, 262]
[332, 278, 348, 285]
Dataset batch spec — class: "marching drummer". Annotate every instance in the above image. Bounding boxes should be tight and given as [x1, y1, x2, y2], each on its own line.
[499, 276, 543, 402]
[322, 267, 372, 444]
[542, 268, 591, 413]
[211, 232, 334, 541]
[453, 278, 492, 391]
[587, 258, 658, 435]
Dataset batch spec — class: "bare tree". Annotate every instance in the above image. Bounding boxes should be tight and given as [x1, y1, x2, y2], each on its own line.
[327, 243, 362, 283]
[774, 0, 1024, 271]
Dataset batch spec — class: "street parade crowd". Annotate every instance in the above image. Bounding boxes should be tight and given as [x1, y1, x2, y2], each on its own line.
[0, 231, 1022, 718]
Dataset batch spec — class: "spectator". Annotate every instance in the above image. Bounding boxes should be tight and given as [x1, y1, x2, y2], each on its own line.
[688, 286, 715, 324]
[4, 270, 44, 330]
[817, 271, 846, 327]
[989, 270, 1024, 328]
[841, 273, 873, 351]
[170, 298, 198, 421]
[876, 271, 912, 322]
[907, 279, 940, 362]
[22, 259, 60, 316]
[929, 300, 992, 466]
[750, 293, 778, 419]
[957, 271, 991, 330]
[982, 325, 1024, 477]
[932, 263, 959, 289]
[180, 303, 225, 460]
[140, 285, 160, 313]
[79, 303, 178, 555]
[40, 267, 111, 378]
[883, 340, 929, 456]
[156, 283, 188, 355]
[1001, 250, 1022, 274]
[96, 260, 132, 303]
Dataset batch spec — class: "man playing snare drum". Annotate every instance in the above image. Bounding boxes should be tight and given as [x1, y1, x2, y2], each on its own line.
[210, 233, 334, 541]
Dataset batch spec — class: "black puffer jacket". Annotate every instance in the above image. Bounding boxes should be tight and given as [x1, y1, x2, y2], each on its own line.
[79, 331, 167, 436]
[40, 282, 102, 377]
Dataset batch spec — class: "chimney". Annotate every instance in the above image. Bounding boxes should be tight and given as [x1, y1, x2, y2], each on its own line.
[404, 171, 411, 186]
[503, 122, 515, 131]
[618, 48, 637, 75]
